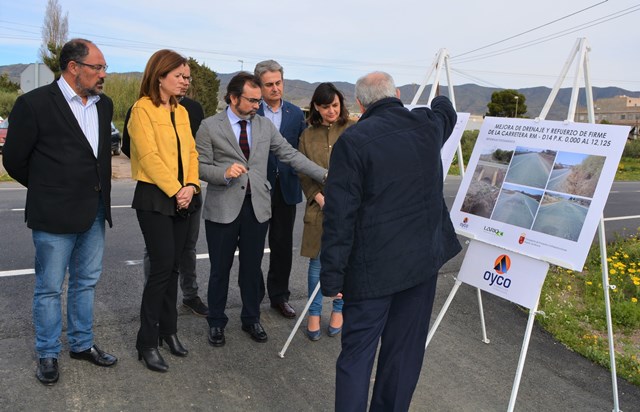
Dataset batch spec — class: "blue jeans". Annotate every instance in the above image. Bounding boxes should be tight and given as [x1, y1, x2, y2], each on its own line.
[308, 256, 343, 316]
[32, 202, 105, 358]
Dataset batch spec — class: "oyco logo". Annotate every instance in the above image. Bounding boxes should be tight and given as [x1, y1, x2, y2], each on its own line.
[483, 254, 512, 288]
[494, 254, 511, 274]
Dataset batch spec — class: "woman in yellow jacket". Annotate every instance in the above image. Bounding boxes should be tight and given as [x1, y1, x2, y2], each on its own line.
[298, 83, 356, 340]
[128, 49, 199, 372]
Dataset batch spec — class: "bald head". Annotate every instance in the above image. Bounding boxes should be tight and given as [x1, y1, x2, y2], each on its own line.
[355, 71, 398, 110]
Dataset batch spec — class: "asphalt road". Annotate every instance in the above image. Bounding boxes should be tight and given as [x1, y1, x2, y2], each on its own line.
[505, 152, 553, 189]
[1, 176, 639, 411]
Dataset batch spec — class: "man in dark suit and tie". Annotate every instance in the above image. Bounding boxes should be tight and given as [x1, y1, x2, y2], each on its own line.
[3, 39, 118, 386]
[196, 72, 326, 346]
[254, 60, 307, 319]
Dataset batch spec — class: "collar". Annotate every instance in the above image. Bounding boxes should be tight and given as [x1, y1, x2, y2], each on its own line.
[359, 97, 403, 121]
[57, 75, 101, 106]
[263, 99, 283, 114]
[226, 106, 247, 125]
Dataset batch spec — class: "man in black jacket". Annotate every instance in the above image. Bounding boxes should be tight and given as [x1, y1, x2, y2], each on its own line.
[320, 71, 461, 411]
[3, 39, 118, 385]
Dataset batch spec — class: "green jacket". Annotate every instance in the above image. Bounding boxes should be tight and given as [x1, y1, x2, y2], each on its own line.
[298, 119, 356, 258]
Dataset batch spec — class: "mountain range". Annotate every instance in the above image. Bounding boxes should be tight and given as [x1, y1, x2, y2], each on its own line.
[3, 64, 639, 120]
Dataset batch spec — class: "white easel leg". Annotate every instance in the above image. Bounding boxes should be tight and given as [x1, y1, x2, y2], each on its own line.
[476, 288, 490, 344]
[507, 300, 539, 412]
[278, 281, 321, 358]
[425, 279, 462, 349]
[598, 217, 622, 412]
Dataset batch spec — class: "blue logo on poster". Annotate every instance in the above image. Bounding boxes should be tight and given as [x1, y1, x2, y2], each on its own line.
[484, 254, 512, 288]
[494, 254, 511, 274]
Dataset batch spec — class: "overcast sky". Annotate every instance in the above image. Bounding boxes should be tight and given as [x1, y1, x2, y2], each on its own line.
[1, 0, 639, 91]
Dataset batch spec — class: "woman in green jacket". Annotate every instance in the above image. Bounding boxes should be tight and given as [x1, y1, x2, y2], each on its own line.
[298, 83, 356, 341]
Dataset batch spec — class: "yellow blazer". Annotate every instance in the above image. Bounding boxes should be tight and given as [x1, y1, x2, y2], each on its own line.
[128, 97, 199, 197]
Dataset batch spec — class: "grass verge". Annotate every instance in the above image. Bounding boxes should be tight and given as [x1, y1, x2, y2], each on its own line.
[538, 232, 640, 386]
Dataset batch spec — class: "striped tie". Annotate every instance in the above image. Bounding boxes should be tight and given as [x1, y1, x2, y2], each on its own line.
[239, 120, 250, 159]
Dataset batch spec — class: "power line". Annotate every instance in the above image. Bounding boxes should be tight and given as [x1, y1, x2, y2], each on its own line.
[453, 4, 640, 65]
[451, 1, 610, 59]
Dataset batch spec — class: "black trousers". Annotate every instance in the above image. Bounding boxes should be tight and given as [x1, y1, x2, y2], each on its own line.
[135, 210, 189, 349]
[335, 275, 439, 412]
[141, 204, 201, 299]
[205, 196, 269, 328]
[267, 177, 297, 304]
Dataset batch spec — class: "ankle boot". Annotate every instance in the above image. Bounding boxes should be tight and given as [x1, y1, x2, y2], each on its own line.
[138, 348, 168, 372]
[159, 334, 188, 357]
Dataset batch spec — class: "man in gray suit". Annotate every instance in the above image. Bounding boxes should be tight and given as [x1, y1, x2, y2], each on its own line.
[196, 72, 326, 346]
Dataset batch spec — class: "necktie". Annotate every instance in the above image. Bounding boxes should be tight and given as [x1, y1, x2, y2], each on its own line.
[238, 120, 251, 193]
[239, 120, 250, 159]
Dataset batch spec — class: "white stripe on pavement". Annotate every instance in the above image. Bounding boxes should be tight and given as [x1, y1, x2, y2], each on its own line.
[0, 249, 272, 278]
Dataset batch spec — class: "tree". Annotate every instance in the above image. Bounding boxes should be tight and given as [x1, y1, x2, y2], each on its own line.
[187, 58, 219, 116]
[39, 0, 69, 79]
[486, 89, 527, 118]
[0, 73, 20, 93]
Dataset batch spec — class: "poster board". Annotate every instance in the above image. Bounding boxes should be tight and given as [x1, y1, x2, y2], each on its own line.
[450, 117, 629, 270]
[457, 240, 549, 309]
[405, 107, 469, 176]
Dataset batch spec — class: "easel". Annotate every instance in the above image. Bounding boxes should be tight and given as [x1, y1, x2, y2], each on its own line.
[416, 48, 491, 347]
[537, 37, 622, 412]
[426, 38, 623, 412]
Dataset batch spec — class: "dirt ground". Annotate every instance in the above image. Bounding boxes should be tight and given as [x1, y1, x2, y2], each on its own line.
[0, 154, 132, 181]
[111, 153, 132, 180]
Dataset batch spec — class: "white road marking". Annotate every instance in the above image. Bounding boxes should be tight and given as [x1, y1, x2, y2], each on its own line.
[1, 249, 272, 277]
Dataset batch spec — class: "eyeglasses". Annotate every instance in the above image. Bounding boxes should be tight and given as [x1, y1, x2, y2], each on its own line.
[240, 95, 263, 105]
[75, 61, 108, 72]
[180, 75, 193, 82]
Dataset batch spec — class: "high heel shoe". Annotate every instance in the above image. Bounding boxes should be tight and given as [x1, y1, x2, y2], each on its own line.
[159, 334, 188, 357]
[137, 348, 168, 372]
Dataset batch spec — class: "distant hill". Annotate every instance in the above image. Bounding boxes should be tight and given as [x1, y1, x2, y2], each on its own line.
[4, 65, 639, 120]
[0, 64, 29, 83]
[212, 72, 640, 120]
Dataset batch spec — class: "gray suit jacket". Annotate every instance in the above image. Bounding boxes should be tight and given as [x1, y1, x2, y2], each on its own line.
[196, 110, 326, 224]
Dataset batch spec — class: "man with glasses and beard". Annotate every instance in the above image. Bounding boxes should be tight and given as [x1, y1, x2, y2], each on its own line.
[196, 72, 326, 346]
[3, 38, 117, 386]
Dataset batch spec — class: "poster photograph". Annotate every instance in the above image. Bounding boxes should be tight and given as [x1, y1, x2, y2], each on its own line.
[450, 116, 629, 270]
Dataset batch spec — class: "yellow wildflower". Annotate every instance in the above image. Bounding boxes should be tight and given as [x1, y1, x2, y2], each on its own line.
[632, 297, 638, 303]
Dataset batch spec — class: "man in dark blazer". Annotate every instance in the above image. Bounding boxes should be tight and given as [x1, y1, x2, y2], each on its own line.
[320, 72, 461, 411]
[2, 39, 117, 386]
[196, 72, 326, 346]
[254, 60, 307, 319]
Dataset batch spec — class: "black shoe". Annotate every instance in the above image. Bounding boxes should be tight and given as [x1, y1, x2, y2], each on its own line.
[159, 334, 188, 357]
[208, 327, 225, 347]
[36, 357, 59, 385]
[137, 348, 168, 373]
[271, 302, 296, 318]
[69, 344, 117, 367]
[183, 296, 209, 317]
[241, 323, 268, 343]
